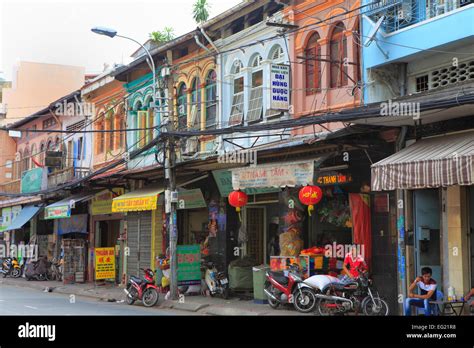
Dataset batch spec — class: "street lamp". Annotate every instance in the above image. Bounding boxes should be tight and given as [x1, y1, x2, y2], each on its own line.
[91, 26, 157, 120]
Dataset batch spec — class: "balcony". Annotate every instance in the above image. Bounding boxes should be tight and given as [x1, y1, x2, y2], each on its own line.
[47, 167, 90, 187]
[0, 179, 21, 194]
[368, 0, 474, 33]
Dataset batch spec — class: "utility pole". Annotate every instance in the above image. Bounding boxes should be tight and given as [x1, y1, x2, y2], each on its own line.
[165, 49, 179, 300]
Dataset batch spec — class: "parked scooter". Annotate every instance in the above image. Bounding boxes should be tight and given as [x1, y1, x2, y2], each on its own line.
[0, 257, 22, 278]
[203, 261, 229, 299]
[264, 264, 317, 313]
[49, 258, 63, 281]
[24, 256, 49, 281]
[124, 268, 160, 307]
[306, 270, 389, 316]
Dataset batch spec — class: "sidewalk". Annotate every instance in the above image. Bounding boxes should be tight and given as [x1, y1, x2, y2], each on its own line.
[0, 277, 311, 316]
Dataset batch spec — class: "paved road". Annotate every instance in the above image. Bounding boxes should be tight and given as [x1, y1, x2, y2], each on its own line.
[0, 285, 196, 315]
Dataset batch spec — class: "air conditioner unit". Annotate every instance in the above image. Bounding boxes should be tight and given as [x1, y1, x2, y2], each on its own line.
[182, 137, 198, 155]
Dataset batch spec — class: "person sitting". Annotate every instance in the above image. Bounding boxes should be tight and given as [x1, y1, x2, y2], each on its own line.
[405, 267, 437, 316]
[342, 245, 367, 279]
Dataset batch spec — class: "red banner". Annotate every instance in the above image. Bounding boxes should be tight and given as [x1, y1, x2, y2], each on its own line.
[349, 193, 371, 268]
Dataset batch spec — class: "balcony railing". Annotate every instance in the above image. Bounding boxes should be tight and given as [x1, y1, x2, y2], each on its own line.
[47, 167, 91, 187]
[368, 0, 474, 33]
[0, 179, 21, 194]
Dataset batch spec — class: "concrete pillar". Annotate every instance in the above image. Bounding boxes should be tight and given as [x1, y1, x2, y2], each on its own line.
[445, 186, 470, 299]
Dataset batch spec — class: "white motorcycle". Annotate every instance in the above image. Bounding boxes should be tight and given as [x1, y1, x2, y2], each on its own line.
[203, 261, 230, 299]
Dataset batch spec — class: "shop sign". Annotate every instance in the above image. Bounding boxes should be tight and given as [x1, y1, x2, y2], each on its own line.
[177, 244, 201, 286]
[212, 170, 279, 197]
[112, 195, 158, 213]
[0, 206, 21, 232]
[316, 171, 353, 186]
[232, 161, 314, 190]
[45, 205, 70, 220]
[21, 167, 47, 194]
[177, 189, 206, 210]
[57, 214, 88, 235]
[91, 188, 124, 215]
[95, 247, 116, 280]
[270, 64, 290, 110]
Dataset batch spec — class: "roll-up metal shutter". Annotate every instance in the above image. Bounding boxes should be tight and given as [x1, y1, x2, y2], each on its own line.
[126, 212, 152, 278]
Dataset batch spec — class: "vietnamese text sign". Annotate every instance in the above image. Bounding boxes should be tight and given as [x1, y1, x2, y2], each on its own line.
[91, 188, 124, 215]
[21, 168, 47, 194]
[112, 195, 158, 213]
[177, 189, 206, 210]
[95, 247, 116, 280]
[212, 169, 279, 197]
[270, 64, 290, 110]
[177, 244, 201, 285]
[232, 161, 314, 190]
[45, 205, 70, 220]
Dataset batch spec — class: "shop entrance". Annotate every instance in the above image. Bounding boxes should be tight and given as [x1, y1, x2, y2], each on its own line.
[413, 189, 441, 285]
[244, 206, 266, 264]
[95, 220, 120, 248]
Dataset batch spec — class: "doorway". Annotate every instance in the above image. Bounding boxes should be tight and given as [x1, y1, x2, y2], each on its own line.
[469, 187, 474, 288]
[244, 206, 266, 264]
[413, 189, 441, 285]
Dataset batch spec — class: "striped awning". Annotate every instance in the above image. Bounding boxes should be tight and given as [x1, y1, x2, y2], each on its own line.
[371, 131, 474, 191]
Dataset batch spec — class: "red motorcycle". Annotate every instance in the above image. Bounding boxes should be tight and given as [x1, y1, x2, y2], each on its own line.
[124, 268, 160, 307]
[264, 264, 317, 313]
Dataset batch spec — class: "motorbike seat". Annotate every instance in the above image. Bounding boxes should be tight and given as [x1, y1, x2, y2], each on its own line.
[268, 271, 288, 285]
[131, 276, 143, 284]
[326, 281, 358, 291]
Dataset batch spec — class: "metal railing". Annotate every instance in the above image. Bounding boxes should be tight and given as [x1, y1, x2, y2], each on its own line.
[368, 0, 472, 33]
[47, 166, 91, 187]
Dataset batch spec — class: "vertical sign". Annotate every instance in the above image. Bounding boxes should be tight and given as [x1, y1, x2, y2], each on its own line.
[95, 247, 116, 280]
[270, 64, 290, 110]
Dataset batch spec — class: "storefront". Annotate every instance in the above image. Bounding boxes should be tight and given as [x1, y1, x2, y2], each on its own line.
[45, 192, 94, 283]
[89, 188, 125, 284]
[111, 185, 164, 280]
[371, 130, 474, 310]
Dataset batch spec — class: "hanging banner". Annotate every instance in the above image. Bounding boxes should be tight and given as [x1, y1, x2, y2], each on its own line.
[232, 161, 314, 190]
[45, 205, 71, 220]
[21, 168, 47, 194]
[212, 170, 279, 197]
[57, 214, 88, 235]
[270, 64, 290, 110]
[95, 247, 116, 280]
[0, 206, 22, 232]
[91, 188, 124, 215]
[177, 244, 201, 286]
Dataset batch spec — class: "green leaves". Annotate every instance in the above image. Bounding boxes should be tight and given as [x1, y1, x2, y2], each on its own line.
[149, 27, 175, 44]
[193, 0, 211, 24]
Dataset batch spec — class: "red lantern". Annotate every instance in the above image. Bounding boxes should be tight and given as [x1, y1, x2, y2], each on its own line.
[298, 185, 323, 216]
[228, 190, 248, 221]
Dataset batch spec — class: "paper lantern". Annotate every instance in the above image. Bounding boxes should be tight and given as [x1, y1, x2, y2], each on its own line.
[298, 185, 323, 216]
[228, 190, 248, 221]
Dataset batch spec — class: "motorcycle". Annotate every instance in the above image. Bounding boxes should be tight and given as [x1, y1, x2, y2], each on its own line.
[306, 270, 389, 316]
[203, 261, 229, 299]
[24, 256, 49, 281]
[264, 264, 317, 313]
[49, 258, 63, 281]
[0, 257, 22, 278]
[124, 268, 160, 307]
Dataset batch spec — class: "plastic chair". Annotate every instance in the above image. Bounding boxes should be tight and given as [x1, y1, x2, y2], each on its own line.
[416, 290, 444, 315]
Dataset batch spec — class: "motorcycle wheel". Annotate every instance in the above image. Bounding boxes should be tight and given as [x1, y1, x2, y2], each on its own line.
[125, 286, 136, 305]
[362, 297, 389, 316]
[264, 281, 280, 309]
[293, 288, 317, 313]
[142, 288, 159, 307]
[38, 274, 47, 281]
[222, 287, 230, 300]
[11, 268, 21, 278]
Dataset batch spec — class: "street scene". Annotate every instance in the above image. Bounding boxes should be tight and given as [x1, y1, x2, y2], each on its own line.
[1, 0, 474, 326]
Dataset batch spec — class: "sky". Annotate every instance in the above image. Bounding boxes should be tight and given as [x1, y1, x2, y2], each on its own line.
[0, 0, 241, 80]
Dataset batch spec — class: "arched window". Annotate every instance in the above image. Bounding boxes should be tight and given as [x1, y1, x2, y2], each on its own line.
[96, 121, 104, 154]
[330, 22, 348, 88]
[15, 151, 22, 179]
[247, 54, 263, 123]
[305, 32, 321, 94]
[205, 70, 217, 129]
[115, 104, 125, 150]
[39, 142, 45, 166]
[229, 60, 244, 126]
[106, 108, 115, 150]
[190, 78, 201, 130]
[270, 45, 285, 61]
[354, 20, 362, 83]
[23, 148, 30, 173]
[30, 144, 37, 168]
[177, 83, 187, 131]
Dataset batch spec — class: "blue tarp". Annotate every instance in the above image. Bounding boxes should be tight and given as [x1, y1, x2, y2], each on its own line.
[4, 205, 42, 232]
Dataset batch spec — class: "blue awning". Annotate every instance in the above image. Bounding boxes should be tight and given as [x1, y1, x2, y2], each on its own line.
[3, 205, 42, 232]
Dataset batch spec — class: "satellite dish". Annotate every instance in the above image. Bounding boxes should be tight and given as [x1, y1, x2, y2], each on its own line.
[363, 15, 389, 59]
[364, 15, 385, 47]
